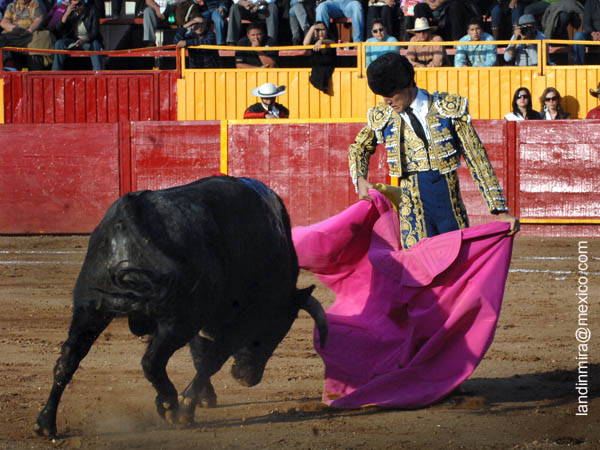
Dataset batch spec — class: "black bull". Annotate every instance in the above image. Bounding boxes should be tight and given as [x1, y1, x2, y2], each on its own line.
[34, 176, 328, 438]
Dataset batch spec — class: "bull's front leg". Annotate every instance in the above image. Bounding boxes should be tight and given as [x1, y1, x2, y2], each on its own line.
[142, 324, 190, 424]
[35, 308, 113, 438]
[175, 335, 231, 425]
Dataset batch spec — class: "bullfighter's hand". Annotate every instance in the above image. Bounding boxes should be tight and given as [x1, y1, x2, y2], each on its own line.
[497, 212, 520, 235]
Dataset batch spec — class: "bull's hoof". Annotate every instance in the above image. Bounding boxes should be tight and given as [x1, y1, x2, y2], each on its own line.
[33, 419, 56, 438]
[198, 384, 217, 408]
[155, 397, 178, 421]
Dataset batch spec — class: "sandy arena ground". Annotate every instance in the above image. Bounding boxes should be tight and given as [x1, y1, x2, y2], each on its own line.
[0, 235, 598, 450]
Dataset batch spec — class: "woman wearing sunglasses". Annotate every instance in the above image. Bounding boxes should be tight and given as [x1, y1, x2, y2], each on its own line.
[365, 19, 399, 67]
[539, 87, 570, 120]
[504, 87, 542, 121]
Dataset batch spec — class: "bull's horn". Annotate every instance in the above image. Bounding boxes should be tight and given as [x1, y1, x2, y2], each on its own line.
[198, 328, 215, 342]
[301, 295, 328, 348]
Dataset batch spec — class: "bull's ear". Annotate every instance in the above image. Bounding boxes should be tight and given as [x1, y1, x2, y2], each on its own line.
[300, 294, 328, 348]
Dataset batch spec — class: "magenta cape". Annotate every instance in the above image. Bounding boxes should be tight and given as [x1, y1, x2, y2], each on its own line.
[292, 190, 514, 409]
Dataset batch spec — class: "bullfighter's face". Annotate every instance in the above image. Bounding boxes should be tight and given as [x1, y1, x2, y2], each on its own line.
[382, 85, 417, 114]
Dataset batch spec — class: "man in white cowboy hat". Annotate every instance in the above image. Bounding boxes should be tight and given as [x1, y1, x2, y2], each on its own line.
[244, 82, 289, 118]
[406, 16, 447, 67]
[586, 82, 600, 119]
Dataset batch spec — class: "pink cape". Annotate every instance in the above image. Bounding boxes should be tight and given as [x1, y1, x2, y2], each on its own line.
[292, 190, 514, 408]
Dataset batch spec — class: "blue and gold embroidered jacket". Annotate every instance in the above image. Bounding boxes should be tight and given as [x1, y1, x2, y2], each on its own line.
[349, 91, 508, 214]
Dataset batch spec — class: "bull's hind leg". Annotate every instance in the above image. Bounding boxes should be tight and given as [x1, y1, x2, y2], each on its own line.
[175, 335, 231, 425]
[141, 324, 191, 424]
[34, 307, 113, 438]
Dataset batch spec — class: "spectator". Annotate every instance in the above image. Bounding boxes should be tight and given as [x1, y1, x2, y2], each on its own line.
[289, 0, 315, 45]
[504, 87, 541, 120]
[406, 16, 446, 67]
[303, 21, 336, 93]
[315, 0, 364, 43]
[52, 0, 102, 70]
[0, 0, 54, 69]
[226, 0, 278, 44]
[454, 16, 497, 67]
[244, 82, 289, 118]
[142, 0, 177, 46]
[399, 0, 423, 40]
[504, 13, 547, 66]
[365, 18, 398, 67]
[366, 0, 402, 40]
[414, 0, 481, 41]
[195, 0, 228, 45]
[174, 15, 219, 67]
[487, 0, 528, 40]
[539, 86, 569, 119]
[0, 0, 14, 14]
[523, 0, 551, 24]
[541, 0, 583, 40]
[42, 0, 69, 36]
[573, 0, 600, 65]
[235, 22, 278, 68]
[586, 82, 600, 119]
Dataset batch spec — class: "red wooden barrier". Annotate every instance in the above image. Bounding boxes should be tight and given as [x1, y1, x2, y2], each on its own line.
[458, 120, 510, 226]
[0, 71, 178, 124]
[226, 122, 388, 227]
[227, 122, 510, 228]
[0, 120, 598, 236]
[0, 123, 120, 233]
[517, 120, 600, 237]
[131, 121, 221, 192]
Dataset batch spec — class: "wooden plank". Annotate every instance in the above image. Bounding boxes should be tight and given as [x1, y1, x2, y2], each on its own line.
[131, 121, 222, 191]
[0, 123, 120, 233]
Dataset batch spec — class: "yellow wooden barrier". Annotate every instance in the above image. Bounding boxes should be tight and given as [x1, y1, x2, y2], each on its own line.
[178, 40, 600, 121]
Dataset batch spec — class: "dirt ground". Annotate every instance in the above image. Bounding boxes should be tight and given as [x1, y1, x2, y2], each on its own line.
[0, 235, 598, 450]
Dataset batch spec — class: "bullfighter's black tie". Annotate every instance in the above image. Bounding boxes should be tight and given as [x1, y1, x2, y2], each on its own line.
[406, 106, 429, 150]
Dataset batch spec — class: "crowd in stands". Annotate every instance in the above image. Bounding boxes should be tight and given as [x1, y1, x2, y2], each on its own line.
[1, 0, 598, 69]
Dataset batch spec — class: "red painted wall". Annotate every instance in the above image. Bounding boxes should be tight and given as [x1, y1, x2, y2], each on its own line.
[227, 123, 388, 227]
[1, 71, 178, 124]
[516, 120, 600, 237]
[0, 123, 120, 233]
[131, 121, 221, 191]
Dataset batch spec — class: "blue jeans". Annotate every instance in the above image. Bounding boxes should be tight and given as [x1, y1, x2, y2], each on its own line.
[490, 2, 524, 26]
[202, 8, 226, 45]
[315, 0, 364, 42]
[52, 39, 103, 71]
[573, 31, 592, 65]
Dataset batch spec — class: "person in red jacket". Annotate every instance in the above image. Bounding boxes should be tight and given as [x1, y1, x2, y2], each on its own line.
[243, 83, 289, 119]
[586, 83, 600, 120]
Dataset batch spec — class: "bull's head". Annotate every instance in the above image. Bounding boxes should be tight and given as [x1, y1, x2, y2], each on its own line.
[230, 285, 327, 387]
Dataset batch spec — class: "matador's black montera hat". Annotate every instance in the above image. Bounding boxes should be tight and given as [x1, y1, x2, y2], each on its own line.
[367, 53, 415, 97]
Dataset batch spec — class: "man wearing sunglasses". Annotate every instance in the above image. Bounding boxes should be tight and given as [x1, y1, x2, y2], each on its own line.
[52, 0, 103, 71]
[349, 52, 519, 250]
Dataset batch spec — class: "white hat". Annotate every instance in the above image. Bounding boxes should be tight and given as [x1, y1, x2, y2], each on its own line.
[251, 83, 286, 98]
[408, 17, 438, 34]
